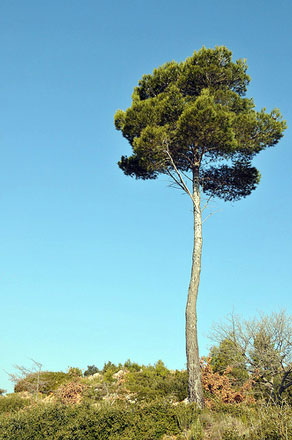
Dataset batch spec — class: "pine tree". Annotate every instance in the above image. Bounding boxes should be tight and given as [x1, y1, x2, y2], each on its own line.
[114, 46, 286, 406]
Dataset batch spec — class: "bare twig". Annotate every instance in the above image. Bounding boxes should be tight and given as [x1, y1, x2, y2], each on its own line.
[202, 210, 220, 224]
[201, 194, 213, 212]
[164, 148, 195, 204]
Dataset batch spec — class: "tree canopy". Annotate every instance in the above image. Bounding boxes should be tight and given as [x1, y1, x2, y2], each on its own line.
[115, 46, 286, 201]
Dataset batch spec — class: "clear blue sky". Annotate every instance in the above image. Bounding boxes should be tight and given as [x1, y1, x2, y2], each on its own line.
[0, 0, 291, 392]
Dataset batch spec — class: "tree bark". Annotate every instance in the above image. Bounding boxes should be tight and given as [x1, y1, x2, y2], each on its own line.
[185, 167, 204, 407]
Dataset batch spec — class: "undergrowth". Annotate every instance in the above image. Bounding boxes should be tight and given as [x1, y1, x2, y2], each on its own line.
[1, 359, 292, 439]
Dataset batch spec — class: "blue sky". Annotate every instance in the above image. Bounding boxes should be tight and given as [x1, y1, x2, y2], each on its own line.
[0, 0, 291, 392]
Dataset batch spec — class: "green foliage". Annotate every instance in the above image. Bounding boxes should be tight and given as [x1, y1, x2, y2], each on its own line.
[67, 367, 83, 377]
[101, 361, 123, 383]
[2, 398, 291, 440]
[210, 401, 254, 417]
[123, 359, 141, 372]
[247, 404, 292, 440]
[212, 311, 292, 403]
[0, 394, 31, 414]
[0, 400, 199, 440]
[83, 382, 108, 402]
[14, 371, 70, 395]
[124, 361, 188, 402]
[210, 339, 249, 384]
[222, 429, 242, 440]
[102, 361, 122, 374]
[2, 358, 292, 439]
[84, 365, 100, 376]
[115, 46, 286, 202]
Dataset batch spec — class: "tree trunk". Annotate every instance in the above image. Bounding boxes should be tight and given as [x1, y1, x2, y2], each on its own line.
[185, 167, 204, 407]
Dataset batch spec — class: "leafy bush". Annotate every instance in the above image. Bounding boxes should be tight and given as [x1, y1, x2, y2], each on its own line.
[247, 404, 292, 440]
[222, 429, 242, 440]
[67, 367, 83, 377]
[14, 371, 70, 395]
[123, 359, 141, 372]
[124, 361, 188, 402]
[102, 361, 122, 374]
[0, 400, 199, 440]
[84, 365, 100, 376]
[101, 361, 122, 383]
[6, 358, 292, 439]
[83, 382, 109, 402]
[210, 339, 249, 384]
[0, 394, 31, 414]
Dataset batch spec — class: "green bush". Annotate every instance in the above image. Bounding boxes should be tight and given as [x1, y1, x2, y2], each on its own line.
[14, 371, 70, 395]
[102, 361, 122, 374]
[0, 400, 199, 440]
[101, 361, 122, 383]
[84, 365, 100, 376]
[210, 401, 253, 417]
[222, 429, 242, 440]
[0, 394, 31, 414]
[247, 405, 292, 440]
[124, 361, 188, 402]
[67, 367, 83, 377]
[123, 359, 141, 372]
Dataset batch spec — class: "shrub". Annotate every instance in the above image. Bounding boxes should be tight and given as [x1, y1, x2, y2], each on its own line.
[123, 359, 141, 372]
[14, 371, 70, 395]
[84, 365, 100, 376]
[67, 367, 83, 377]
[210, 339, 249, 384]
[0, 400, 200, 439]
[55, 380, 86, 405]
[124, 362, 187, 402]
[222, 429, 242, 440]
[0, 394, 31, 414]
[201, 357, 255, 407]
[102, 361, 122, 374]
[101, 361, 122, 383]
[247, 404, 292, 440]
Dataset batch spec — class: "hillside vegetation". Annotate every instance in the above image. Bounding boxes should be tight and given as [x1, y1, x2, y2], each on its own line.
[1, 357, 292, 439]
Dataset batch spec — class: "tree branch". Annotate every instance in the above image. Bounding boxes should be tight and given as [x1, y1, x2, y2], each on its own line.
[166, 169, 188, 193]
[202, 210, 220, 224]
[164, 148, 195, 204]
[201, 194, 213, 212]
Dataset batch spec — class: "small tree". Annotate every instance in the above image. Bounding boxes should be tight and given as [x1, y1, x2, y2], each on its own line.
[211, 311, 292, 402]
[84, 365, 100, 377]
[210, 338, 249, 384]
[8, 360, 44, 401]
[114, 46, 286, 406]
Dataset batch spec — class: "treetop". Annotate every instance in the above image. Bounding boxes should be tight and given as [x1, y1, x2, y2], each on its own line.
[115, 46, 286, 201]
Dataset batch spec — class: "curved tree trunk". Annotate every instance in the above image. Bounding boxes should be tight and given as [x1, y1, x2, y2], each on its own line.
[185, 168, 204, 407]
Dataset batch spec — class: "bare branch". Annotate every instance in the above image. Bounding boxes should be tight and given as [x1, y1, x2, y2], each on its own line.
[164, 148, 195, 204]
[165, 169, 188, 193]
[202, 210, 221, 224]
[210, 311, 292, 401]
[201, 194, 214, 213]
[181, 152, 195, 168]
[180, 169, 193, 182]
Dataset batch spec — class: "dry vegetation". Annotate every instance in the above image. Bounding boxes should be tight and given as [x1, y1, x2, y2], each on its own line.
[1, 353, 292, 439]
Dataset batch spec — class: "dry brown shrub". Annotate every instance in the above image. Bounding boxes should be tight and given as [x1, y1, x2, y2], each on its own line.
[201, 357, 255, 408]
[55, 380, 86, 405]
